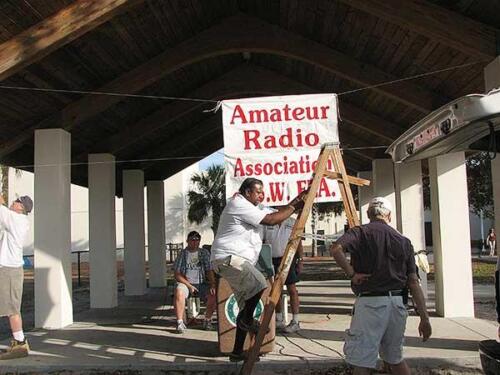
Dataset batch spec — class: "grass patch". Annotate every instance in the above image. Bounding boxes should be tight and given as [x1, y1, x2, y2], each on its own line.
[427, 259, 496, 284]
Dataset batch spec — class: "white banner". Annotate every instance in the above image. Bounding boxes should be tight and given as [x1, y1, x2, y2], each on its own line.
[222, 94, 341, 205]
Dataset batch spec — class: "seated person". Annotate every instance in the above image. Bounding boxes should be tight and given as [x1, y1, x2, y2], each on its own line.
[173, 231, 216, 333]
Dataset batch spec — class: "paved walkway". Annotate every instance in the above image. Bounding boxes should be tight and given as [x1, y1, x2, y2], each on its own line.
[0, 280, 495, 374]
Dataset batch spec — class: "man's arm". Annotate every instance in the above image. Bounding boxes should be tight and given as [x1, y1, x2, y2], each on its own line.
[407, 273, 432, 341]
[296, 241, 304, 273]
[174, 271, 198, 293]
[260, 190, 308, 226]
[206, 270, 217, 295]
[330, 243, 370, 285]
[0, 195, 14, 232]
[261, 205, 295, 226]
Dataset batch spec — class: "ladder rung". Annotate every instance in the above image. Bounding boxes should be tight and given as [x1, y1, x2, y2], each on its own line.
[323, 171, 370, 186]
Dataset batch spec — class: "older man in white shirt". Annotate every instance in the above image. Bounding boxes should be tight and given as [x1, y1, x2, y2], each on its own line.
[0, 195, 32, 360]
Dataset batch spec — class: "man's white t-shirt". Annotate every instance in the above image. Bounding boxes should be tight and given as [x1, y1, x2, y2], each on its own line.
[185, 251, 201, 284]
[0, 205, 30, 268]
[263, 217, 295, 258]
[211, 194, 268, 265]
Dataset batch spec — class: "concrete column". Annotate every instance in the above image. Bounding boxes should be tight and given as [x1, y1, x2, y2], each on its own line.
[34, 129, 72, 328]
[123, 170, 146, 295]
[395, 161, 428, 296]
[429, 152, 474, 317]
[357, 171, 373, 225]
[372, 159, 397, 229]
[147, 181, 166, 287]
[88, 154, 117, 308]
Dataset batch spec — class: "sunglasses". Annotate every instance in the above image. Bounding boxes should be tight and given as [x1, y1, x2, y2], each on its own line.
[188, 237, 201, 241]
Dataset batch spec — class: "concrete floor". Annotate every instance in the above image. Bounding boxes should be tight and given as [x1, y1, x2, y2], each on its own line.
[0, 280, 496, 374]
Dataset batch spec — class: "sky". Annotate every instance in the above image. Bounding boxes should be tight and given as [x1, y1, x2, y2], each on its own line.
[199, 148, 224, 170]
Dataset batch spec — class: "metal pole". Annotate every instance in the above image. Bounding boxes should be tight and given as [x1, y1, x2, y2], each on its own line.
[480, 209, 485, 257]
[77, 251, 81, 287]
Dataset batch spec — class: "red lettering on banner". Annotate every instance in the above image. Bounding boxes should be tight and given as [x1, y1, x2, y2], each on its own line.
[270, 109, 281, 122]
[229, 104, 331, 125]
[230, 105, 246, 124]
[243, 128, 320, 150]
[318, 178, 332, 197]
[292, 107, 305, 120]
[249, 109, 269, 123]
[267, 182, 286, 202]
[296, 180, 309, 193]
[244, 130, 261, 149]
[296, 178, 333, 198]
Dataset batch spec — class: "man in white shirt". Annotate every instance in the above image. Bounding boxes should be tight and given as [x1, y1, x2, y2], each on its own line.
[211, 177, 306, 361]
[0, 195, 32, 360]
[264, 216, 304, 333]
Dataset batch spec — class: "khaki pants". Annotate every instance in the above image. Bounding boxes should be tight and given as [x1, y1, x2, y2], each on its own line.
[0, 266, 23, 317]
[212, 255, 267, 309]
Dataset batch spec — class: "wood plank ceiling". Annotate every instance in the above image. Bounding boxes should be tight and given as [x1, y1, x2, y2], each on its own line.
[0, 0, 497, 194]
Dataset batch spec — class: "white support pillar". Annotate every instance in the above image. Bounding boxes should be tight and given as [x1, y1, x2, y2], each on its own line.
[486, 58, 500, 254]
[88, 154, 117, 308]
[357, 171, 373, 225]
[372, 159, 397, 229]
[395, 161, 428, 297]
[123, 170, 146, 295]
[147, 181, 166, 287]
[34, 129, 73, 328]
[429, 152, 474, 317]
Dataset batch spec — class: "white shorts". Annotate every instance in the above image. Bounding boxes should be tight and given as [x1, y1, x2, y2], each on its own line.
[212, 255, 267, 310]
[344, 295, 408, 369]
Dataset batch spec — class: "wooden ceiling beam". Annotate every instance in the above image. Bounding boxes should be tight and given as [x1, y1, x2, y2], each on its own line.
[337, 0, 498, 60]
[0, 0, 143, 82]
[0, 13, 440, 159]
[73, 64, 399, 163]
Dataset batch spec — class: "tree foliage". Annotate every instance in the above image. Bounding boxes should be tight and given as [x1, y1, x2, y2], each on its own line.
[187, 165, 226, 235]
[466, 153, 493, 218]
[422, 152, 493, 218]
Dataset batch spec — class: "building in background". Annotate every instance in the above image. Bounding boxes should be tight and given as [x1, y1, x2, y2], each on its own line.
[3, 165, 492, 260]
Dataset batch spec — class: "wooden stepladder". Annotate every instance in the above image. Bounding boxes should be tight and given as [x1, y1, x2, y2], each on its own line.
[241, 143, 370, 374]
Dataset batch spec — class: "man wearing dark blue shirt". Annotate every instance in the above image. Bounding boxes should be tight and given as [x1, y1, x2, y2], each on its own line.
[331, 197, 431, 375]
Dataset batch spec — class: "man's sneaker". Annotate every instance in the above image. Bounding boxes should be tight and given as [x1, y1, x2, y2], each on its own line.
[202, 319, 214, 331]
[283, 321, 300, 334]
[276, 320, 286, 332]
[0, 339, 29, 360]
[176, 321, 187, 334]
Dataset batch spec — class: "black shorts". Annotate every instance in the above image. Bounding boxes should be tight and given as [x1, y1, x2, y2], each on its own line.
[272, 256, 300, 285]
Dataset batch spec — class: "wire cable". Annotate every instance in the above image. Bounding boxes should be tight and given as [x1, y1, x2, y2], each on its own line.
[0, 60, 487, 105]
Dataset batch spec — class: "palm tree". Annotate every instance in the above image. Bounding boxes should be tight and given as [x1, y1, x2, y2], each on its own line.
[1, 165, 8, 202]
[0, 165, 22, 203]
[187, 165, 226, 236]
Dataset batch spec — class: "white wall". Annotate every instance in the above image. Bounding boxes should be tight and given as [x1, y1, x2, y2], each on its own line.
[164, 164, 214, 247]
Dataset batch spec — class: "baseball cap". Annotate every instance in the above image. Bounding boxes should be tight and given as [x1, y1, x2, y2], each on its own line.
[187, 231, 201, 240]
[17, 195, 33, 214]
[368, 196, 392, 213]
